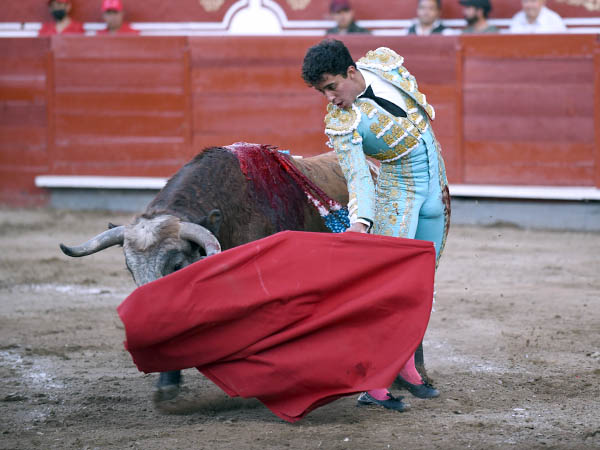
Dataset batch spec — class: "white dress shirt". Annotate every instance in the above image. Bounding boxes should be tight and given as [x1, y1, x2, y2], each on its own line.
[358, 67, 409, 114]
[509, 6, 567, 34]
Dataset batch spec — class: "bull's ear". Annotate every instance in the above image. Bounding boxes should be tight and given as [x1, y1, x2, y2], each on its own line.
[206, 209, 222, 235]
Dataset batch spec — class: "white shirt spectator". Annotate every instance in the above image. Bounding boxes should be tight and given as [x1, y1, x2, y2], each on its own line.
[509, 6, 567, 34]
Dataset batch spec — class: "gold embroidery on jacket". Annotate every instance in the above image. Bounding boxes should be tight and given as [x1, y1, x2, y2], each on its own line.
[358, 48, 403, 70]
[370, 113, 392, 138]
[359, 102, 376, 117]
[399, 159, 415, 237]
[325, 105, 358, 133]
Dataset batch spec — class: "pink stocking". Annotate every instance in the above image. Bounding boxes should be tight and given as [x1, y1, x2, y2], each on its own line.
[367, 388, 390, 401]
[398, 353, 423, 385]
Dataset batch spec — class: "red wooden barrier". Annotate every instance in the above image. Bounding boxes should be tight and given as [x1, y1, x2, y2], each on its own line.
[50, 36, 191, 177]
[0, 39, 50, 206]
[461, 34, 597, 186]
[188, 36, 327, 155]
[0, 34, 599, 206]
[595, 38, 600, 188]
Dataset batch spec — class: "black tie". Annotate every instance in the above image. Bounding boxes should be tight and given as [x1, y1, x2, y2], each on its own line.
[359, 85, 407, 118]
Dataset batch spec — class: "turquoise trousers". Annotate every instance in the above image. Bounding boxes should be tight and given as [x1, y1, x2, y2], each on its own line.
[373, 128, 450, 263]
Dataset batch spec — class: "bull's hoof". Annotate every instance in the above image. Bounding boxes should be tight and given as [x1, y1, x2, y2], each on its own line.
[152, 385, 202, 415]
[153, 370, 182, 404]
[153, 383, 181, 403]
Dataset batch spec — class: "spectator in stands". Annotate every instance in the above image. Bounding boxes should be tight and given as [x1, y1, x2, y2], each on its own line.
[509, 0, 567, 33]
[326, 0, 370, 34]
[39, 0, 84, 36]
[459, 0, 498, 33]
[97, 0, 139, 35]
[407, 0, 447, 35]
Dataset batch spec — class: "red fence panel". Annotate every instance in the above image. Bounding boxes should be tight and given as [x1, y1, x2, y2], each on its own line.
[189, 36, 327, 156]
[461, 34, 597, 186]
[0, 38, 51, 206]
[595, 37, 600, 188]
[0, 34, 599, 206]
[49, 36, 191, 177]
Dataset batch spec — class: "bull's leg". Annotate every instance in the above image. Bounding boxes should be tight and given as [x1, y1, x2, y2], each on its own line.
[414, 341, 432, 385]
[153, 370, 182, 402]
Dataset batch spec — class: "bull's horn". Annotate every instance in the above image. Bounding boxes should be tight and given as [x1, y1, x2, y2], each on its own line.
[59, 226, 125, 257]
[179, 222, 221, 256]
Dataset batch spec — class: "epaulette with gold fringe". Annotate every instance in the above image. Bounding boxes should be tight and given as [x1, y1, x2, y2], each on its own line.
[324, 103, 362, 136]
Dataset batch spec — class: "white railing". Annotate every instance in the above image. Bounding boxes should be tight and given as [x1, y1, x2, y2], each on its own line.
[34, 175, 600, 201]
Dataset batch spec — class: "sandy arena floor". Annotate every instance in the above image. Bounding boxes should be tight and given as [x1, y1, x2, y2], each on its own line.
[0, 207, 598, 449]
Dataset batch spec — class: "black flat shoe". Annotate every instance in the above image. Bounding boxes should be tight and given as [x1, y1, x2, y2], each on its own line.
[356, 392, 410, 412]
[393, 375, 440, 399]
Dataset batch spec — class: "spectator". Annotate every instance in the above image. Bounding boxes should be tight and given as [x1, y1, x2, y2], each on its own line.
[407, 0, 447, 35]
[39, 0, 84, 36]
[326, 0, 370, 35]
[97, 0, 139, 35]
[459, 0, 498, 33]
[509, 0, 567, 33]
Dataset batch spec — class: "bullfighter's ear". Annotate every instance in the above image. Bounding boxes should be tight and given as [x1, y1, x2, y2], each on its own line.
[206, 209, 222, 235]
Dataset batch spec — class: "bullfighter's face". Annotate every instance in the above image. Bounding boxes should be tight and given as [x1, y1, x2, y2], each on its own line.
[314, 66, 366, 110]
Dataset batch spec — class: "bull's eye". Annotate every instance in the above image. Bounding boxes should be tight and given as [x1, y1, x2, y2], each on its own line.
[172, 263, 183, 272]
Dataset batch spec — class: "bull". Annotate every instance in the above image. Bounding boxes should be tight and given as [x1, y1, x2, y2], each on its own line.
[59, 144, 351, 402]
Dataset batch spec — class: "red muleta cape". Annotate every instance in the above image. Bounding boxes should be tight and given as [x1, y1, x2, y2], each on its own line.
[117, 231, 435, 422]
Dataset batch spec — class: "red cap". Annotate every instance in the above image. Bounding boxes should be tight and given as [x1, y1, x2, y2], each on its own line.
[102, 0, 123, 11]
[330, 0, 351, 13]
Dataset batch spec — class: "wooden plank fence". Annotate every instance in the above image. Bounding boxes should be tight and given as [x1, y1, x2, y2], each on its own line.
[0, 34, 598, 205]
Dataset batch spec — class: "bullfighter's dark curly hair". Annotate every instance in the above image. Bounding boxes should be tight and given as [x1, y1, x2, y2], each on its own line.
[301, 39, 356, 87]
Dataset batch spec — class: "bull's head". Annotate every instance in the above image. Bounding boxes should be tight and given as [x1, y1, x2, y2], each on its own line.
[59, 212, 222, 286]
